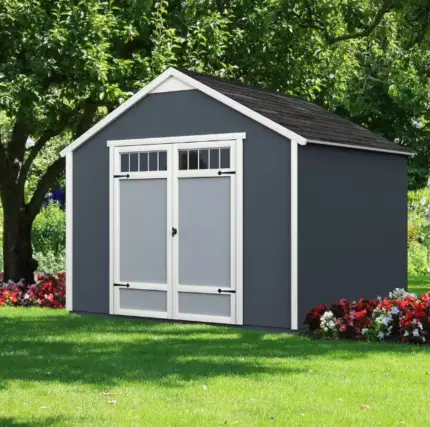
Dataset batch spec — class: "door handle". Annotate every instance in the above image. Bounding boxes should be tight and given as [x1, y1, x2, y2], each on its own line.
[114, 283, 130, 288]
[217, 288, 236, 294]
[172, 227, 178, 237]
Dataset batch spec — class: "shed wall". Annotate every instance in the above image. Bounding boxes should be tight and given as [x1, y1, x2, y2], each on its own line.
[72, 89, 291, 329]
[298, 144, 408, 328]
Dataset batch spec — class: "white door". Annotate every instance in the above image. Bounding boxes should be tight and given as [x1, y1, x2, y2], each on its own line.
[172, 141, 238, 324]
[111, 137, 243, 325]
[112, 145, 173, 319]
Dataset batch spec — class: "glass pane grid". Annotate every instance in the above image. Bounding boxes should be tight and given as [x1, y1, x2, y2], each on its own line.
[120, 151, 167, 172]
[179, 148, 230, 171]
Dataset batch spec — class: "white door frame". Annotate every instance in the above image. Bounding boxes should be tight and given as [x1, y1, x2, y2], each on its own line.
[108, 133, 245, 325]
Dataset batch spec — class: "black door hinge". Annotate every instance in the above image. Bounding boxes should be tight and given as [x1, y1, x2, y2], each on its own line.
[114, 283, 130, 288]
[114, 174, 130, 178]
[217, 288, 236, 294]
[218, 171, 236, 175]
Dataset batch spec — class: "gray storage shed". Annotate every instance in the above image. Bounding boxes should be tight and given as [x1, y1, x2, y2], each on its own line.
[61, 67, 413, 331]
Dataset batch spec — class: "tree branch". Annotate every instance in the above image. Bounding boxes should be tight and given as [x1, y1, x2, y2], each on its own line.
[295, 1, 395, 45]
[8, 115, 29, 167]
[18, 130, 56, 189]
[26, 156, 65, 220]
[328, 1, 395, 44]
[75, 101, 99, 139]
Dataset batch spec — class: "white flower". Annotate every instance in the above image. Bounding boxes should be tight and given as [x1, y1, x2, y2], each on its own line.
[361, 328, 369, 335]
[377, 332, 385, 340]
[391, 306, 399, 315]
[329, 73, 335, 79]
[404, 331, 409, 337]
[328, 320, 336, 329]
[413, 329, 420, 337]
[422, 337, 426, 343]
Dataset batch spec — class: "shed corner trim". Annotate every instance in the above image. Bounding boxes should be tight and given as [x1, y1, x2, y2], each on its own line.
[290, 139, 299, 331]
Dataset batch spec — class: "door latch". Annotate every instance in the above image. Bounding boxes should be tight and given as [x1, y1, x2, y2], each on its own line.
[217, 288, 236, 294]
[172, 227, 178, 237]
[114, 283, 130, 288]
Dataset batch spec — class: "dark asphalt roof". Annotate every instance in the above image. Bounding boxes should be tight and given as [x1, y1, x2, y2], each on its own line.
[181, 69, 413, 154]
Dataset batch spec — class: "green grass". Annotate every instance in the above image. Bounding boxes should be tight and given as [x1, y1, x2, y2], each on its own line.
[0, 309, 430, 426]
[409, 274, 430, 295]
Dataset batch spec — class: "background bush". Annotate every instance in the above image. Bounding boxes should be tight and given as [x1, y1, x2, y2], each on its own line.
[408, 187, 430, 275]
[32, 201, 66, 273]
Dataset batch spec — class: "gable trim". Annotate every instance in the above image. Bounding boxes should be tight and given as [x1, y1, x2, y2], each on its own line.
[60, 68, 307, 157]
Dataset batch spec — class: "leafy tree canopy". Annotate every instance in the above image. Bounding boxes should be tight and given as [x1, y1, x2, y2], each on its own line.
[0, 0, 430, 279]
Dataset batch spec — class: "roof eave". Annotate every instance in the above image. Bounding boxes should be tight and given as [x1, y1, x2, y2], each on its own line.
[306, 139, 414, 157]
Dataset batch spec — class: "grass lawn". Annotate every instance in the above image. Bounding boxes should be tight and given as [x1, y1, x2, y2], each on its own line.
[0, 308, 430, 426]
[408, 274, 430, 296]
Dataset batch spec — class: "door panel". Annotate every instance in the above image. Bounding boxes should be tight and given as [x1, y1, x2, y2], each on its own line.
[119, 289, 167, 312]
[113, 144, 172, 319]
[178, 292, 231, 317]
[119, 179, 167, 284]
[178, 177, 231, 287]
[173, 141, 237, 324]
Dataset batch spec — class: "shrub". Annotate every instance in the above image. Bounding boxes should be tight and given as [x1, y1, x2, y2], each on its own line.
[33, 249, 65, 273]
[408, 188, 430, 274]
[32, 201, 66, 255]
[0, 273, 65, 308]
[304, 289, 430, 344]
[408, 241, 430, 275]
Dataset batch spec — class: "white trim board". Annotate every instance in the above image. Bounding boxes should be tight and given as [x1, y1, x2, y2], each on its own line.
[65, 152, 73, 312]
[60, 67, 306, 157]
[290, 140, 298, 330]
[107, 133, 246, 147]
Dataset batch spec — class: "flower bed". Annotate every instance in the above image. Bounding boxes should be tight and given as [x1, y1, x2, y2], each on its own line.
[304, 288, 430, 343]
[0, 273, 66, 308]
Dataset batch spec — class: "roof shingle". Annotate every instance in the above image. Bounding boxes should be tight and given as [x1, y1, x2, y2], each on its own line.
[181, 69, 413, 155]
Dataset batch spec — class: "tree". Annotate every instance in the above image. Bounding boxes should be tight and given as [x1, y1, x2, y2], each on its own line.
[2, 0, 430, 282]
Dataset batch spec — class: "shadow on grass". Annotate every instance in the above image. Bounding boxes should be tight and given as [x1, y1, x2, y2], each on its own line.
[0, 310, 429, 389]
[0, 417, 63, 426]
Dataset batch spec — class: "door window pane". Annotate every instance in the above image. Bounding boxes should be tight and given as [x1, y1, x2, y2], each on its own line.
[209, 149, 219, 169]
[199, 150, 209, 169]
[220, 149, 230, 169]
[189, 150, 198, 170]
[158, 151, 167, 171]
[129, 153, 138, 172]
[121, 153, 129, 172]
[149, 152, 158, 171]
[139, 153, 148, 171]
[179, 150, 188, 170]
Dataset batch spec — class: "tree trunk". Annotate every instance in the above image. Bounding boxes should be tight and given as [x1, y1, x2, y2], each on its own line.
[2, 193, 37, 284]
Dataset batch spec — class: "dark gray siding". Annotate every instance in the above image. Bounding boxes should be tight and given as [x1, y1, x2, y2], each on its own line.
[298, 144, 408, 328]
[73, 89, 291, 329]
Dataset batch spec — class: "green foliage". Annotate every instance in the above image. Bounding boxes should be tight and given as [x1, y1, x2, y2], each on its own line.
[408, 241, 429, 276]
[33, 249, 65, 274]
[32, 202, 65, 255]
[408, 187, 430, 274]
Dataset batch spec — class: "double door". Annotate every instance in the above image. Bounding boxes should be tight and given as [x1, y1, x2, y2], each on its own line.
[111, 139, 242, 325]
